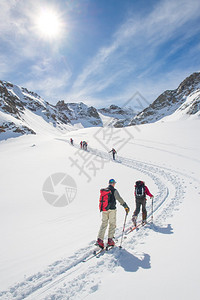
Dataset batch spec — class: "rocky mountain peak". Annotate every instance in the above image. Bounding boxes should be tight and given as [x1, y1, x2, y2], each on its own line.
[132, 71, 200, 124]
[1, 71, 200, 140]
[55, 101, 102, 127]
[177, 72, 200, 95]
[56, 100, 71, 111]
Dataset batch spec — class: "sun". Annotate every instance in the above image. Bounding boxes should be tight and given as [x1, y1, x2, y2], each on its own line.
[35, 9, 63, 39]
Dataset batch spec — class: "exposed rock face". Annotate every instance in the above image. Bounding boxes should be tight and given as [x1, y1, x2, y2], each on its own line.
[56, 101, 103, 127]
[0, 122, 35, 134]
[0, 81, 71, 139]
[99, 105, 128, 116]
[98, 104, 136, 127]
[187, 98, 200, 115]
[132, 72, 200, 124]
[0, 81, 23, 118]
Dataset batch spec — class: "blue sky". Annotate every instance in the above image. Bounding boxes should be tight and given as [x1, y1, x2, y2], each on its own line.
[1, 0, 200, 108]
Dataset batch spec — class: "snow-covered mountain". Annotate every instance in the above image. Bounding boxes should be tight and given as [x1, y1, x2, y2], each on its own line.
[132, 72, 200, 124]
[56, 101, 103, 128]
[161, 86, 200, 122]
[0, 81, 136, 140]
[98, 105, 136, 127]
[1, 72, 200, 141]
[55, 102, 136, 128]
[0, 80, 71, 140]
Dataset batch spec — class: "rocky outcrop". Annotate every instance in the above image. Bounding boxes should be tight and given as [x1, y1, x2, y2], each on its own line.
[56, 101, 103, 127]
[132, 72, 200, 124]
[98, 104, 136, 127]
[0, 81, 71, 139]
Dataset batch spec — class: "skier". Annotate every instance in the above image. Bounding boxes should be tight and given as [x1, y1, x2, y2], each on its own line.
[80, 141, 83, 149]
[82, 141, 88, 151]
[132, 180, 153, 226]
[70, 138, 73, 145]
[109, 148, 117, 160]
[97, 179, 130, 249]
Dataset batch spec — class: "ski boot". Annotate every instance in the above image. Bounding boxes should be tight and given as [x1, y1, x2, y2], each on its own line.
[142, 219, 147, 226]
[142, 212, 147, 225]
[96, 238, 104, 249]
[132, 215, 137, 227]
[107, 238, 115, 247]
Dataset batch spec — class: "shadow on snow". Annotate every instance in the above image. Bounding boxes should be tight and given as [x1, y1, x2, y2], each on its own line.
[147, 223, 173, 234]
[109, 248, 151, 272]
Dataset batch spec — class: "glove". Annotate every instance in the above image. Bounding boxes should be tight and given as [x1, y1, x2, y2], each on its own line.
[123, 202, 129, 213]
[150, 196, 154, 199]
[123, 203, 130, 214]
[125, 207, 130, 214]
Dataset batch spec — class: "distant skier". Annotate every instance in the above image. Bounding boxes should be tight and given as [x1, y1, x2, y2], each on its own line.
[96, 179, 130, 249]
[109, 148, 117, 160]
[132, 181, 154, 226]
[70, 138, 74, 145]
[80, 141, 83, 149]
[83, 141, 88, 151]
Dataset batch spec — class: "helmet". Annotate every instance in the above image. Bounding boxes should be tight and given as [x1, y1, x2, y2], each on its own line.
[109, 179, 117, 184]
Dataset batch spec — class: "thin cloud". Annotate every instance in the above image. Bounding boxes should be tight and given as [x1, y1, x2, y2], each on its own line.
[0, 0, 71, 101]
[22, 57, 72, 100]
[0, 0, 68, 73]
[24, 71, 72, 100]
[1, 0, 200, 107]
[68, 0, 200, 104]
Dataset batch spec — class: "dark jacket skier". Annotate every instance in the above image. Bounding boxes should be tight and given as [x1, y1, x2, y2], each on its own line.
[132, 180, 153, 225]
[109, 148, 117, 160]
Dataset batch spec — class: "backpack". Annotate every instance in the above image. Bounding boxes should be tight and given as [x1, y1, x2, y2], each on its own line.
[99, 188, 112, 212]
[135, 181, 145, 198]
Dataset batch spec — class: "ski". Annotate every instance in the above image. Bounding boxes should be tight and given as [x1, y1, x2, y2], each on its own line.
[82, 247, 104, 262]
[95, 244, 115, 258]
[82, 244, 116, 262]
[125, 222, 143, 235]
[125, 219, 150, 236]
[106, 245, 115, 251]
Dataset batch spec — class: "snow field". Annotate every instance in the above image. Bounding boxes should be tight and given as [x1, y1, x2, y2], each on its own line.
[0, 120, 200, 299]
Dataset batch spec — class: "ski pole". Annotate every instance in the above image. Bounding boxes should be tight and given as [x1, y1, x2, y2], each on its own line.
[119, 212, 128, 249]
[151, 197, 154, 224]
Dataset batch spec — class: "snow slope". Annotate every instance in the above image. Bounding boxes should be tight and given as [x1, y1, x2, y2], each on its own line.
[0, 120, 200, 300]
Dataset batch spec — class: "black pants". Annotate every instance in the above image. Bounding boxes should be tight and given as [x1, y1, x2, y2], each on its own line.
[133, 198, 147, 220]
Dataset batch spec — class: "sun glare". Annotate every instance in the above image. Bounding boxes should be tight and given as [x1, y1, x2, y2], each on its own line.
[35, 9, 63, 39]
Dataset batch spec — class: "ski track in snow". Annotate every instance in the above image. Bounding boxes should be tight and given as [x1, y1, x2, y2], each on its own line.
[1, 140, 199, 300]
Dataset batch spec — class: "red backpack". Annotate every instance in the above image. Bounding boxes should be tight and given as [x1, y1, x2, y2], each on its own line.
[99, 188, 111, 212]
